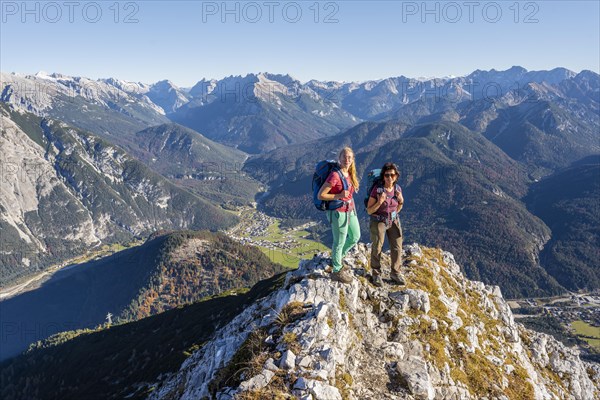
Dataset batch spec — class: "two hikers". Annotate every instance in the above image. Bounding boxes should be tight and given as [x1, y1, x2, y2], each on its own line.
[316, 149, 406, 286]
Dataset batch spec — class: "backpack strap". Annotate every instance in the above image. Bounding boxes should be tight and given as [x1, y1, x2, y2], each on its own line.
[392, 183, 402, 200]
[335, 167, 350, 210]
[337, 169, 349, 191]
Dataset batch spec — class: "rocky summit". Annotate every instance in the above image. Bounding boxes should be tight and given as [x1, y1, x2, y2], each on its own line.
[148, 244, 600, 400]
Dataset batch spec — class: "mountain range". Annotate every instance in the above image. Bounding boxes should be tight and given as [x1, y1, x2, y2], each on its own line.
[0, 65, 599, 399]
[1, 66, 598, 298]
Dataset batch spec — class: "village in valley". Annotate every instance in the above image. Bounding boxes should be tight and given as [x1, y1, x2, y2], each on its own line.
[226, 207, 327, 269]
[510, 291, 600, 359]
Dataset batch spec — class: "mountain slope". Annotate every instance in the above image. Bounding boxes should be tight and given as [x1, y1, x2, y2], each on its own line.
[0, 230, 285, 361]
[7, 245, 596, 399]
[129, 123, 262, 205]
[148, 244, 598, 399]
[246, 120, 561, 298]
[0, 271, 288, 400]
[525, 161, 600, 291]
[171, 73, 359, 153]
[482, 92, 600, 176]
[145, 80, 192, 113]
[133, 123, 247, 172]
[0, 72, 168, 141]
[0, 105, 237, 287]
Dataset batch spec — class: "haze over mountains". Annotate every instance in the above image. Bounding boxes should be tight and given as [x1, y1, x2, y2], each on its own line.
[1, 66, 598, 300]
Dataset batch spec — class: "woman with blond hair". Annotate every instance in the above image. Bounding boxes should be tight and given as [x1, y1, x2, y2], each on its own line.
[317, 147, 361, 284]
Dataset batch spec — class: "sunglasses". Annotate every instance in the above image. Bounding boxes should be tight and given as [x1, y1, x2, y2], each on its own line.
[384, 173, 396, 178]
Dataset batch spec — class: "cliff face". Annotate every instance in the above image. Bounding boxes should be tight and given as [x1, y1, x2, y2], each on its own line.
[0, 106, 238, 286]
[149, 244, 600, 400]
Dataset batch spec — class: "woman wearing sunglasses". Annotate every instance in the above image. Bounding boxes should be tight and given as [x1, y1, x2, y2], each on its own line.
[365, 162, 405, 287]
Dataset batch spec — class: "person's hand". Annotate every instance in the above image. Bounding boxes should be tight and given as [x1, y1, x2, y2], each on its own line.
[377, 192, 386, 205]
[337, 190, 350, 200]
[395, 189, 402, 199]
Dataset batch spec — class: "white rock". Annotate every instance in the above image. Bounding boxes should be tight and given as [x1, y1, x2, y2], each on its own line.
[238, 369, 275, 391]
[383, 342, 405, 359]
[305, 379, 342, 400]
[264, 358, 278, 372]
[396, 356, 435, 400]
[279, 350, 296, 370]
[315, 302, 329, 320]
[486, 355, 503, 367]
[430, 319, 439, 331]
[401, 289, 431, 313]
[389, 291, 410, 311]
[464, 326, 480, 351]
[298, 355, 313, 368]
[405, 243, 423, 258]
[448, 314, 463, 331]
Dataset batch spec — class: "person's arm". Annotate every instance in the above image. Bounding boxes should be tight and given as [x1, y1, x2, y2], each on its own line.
[318, 183, 349, 201]
[396, 189, 404, 212]
[367, 192, 386, 215]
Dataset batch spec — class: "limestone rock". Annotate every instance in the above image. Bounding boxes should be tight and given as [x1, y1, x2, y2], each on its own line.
[149, 246, 600, 400]
[279, 350, 296, 370]
[396, 355, 435, 400]
[238, 369, 275, 391]
[306, 379, 342, 400]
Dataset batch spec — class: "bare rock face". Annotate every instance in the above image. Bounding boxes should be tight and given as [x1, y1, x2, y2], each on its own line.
[149, 243, 600, 400]
[0, 107, 235, 287]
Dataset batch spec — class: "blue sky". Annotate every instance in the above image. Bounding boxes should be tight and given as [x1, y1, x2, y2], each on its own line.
[1, 1, 599, 86]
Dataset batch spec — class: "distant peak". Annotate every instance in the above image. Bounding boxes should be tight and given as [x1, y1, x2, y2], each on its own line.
[507, 65, 527, 73]
[152, 79, 178, 89]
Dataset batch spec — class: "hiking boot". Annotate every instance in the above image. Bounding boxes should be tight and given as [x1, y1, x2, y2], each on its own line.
[390, 272, 406, 285]
[331, 268, 353, 284]
[371, 274, 384, 288]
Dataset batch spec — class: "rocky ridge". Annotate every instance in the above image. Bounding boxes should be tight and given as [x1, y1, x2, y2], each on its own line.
[148, 244, 600, 400]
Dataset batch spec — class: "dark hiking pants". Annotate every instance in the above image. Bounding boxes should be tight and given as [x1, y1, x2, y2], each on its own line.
[369, 218, 402, 276]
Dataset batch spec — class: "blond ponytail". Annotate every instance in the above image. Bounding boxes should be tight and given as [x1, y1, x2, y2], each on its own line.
[339, 147, 359, 192]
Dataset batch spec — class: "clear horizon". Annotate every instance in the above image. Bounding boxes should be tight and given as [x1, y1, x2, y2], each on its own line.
[1, 1, 599, 87]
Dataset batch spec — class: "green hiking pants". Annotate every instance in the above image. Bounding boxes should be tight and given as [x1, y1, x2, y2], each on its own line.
[326, 209, 360, 272]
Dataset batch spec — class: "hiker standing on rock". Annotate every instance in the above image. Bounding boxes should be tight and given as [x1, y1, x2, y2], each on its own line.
[317, 147, 361, 284]
[365, 162, 406, 287]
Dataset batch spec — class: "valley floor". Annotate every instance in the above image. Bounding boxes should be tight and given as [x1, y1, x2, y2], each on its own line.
[510, 292, 600, 358]
[0, 240, 143, 301]
[225, 206, 327, 269]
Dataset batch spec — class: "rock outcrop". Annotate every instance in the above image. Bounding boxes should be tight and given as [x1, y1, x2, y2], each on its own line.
[149, 243, 600, 400]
